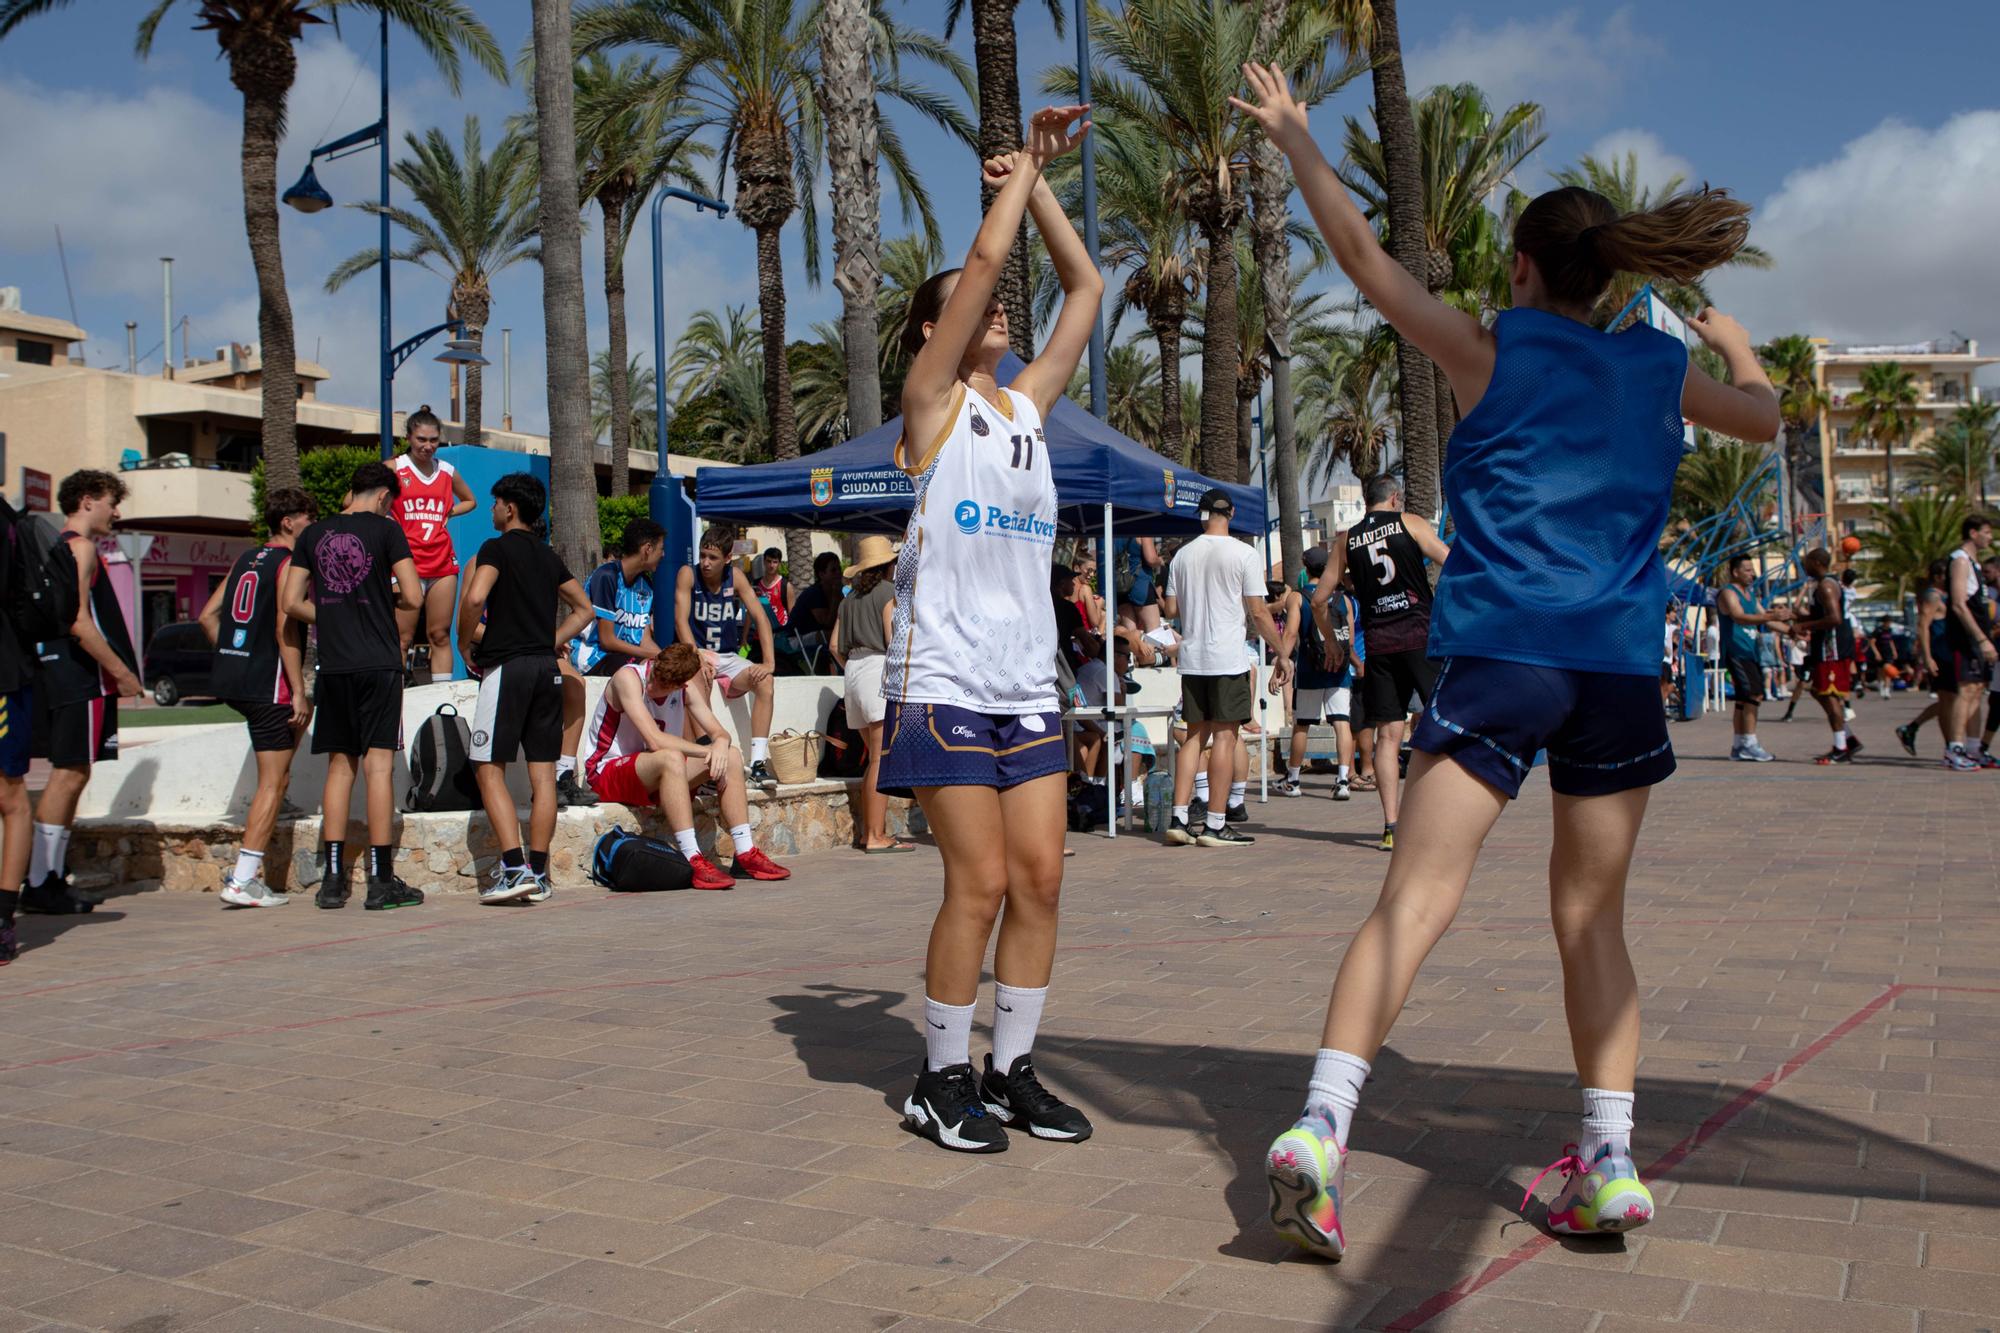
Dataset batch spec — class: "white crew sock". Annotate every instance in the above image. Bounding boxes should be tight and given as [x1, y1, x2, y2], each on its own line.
[556, 755, 576, 779]
[1580, 1087, 1636, 1162]
[1128, 779, 1145, 806]
[1337, 764, 1350, 781]
[924, 995, 975, 1071]
[1193, 771, 1210, 803]
[1832, 728, 1848, 750]
[1286, 766, 1301, 783]
[750, 737, 771, 765]
[1172, 804, 1189, 824]
[990, 982, 1048, 1071]
[1204, 807, 1227, 832]
[673, 828, 703, 860]
[1305, 1049, 1371, 1146]
[29, 823, 66, 885]
[230, 849, 265, 885]
[1966, 739, 1985, 758]
[729, 823, 754, 855]
[1228, 780, 1246, 809]
[1744, 733, 1759, 749]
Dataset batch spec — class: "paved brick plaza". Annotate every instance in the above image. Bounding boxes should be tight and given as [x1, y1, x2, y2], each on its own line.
[0, 696, 1994, 1332]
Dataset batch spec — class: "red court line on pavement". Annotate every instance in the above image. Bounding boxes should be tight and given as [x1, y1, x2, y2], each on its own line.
[1383, 981, 2000, 1332]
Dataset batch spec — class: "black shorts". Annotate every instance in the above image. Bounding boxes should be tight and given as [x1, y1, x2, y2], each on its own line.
[231, 700, 297, 753]
[1951, 647, 1993, 687]
[1181, 671, 1253, 725]
[1724, 655, 1764, 705]
[468, 655, 565, 764]
[33, 695, 117, 769]
[312, 669, 404, 756]
[1361, 648, 1439, 726]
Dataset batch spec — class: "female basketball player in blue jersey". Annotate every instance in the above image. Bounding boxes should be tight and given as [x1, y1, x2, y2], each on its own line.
[879, 105, 1102, 1153]
[1234, 64, 1781, 1253]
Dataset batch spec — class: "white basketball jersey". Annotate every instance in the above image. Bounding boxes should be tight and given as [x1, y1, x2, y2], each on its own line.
[583, 661, 686, 780]
[885, 383, 1058, 714]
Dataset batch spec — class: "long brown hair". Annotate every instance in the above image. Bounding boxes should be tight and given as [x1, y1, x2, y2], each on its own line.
[1512, 185, 1752, 311]
[900, 268, 965, 359]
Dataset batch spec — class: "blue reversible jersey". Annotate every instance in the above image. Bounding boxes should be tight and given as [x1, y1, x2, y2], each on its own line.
[1428, 307, 1688, 677]
[571, 559, 655, 673]
[689, 572, 747, 655]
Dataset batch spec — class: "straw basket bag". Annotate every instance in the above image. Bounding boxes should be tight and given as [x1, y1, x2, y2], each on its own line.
[767, 730, 824, 785]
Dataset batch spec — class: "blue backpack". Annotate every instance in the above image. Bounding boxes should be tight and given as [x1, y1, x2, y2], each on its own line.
[590, 825, 695, 893]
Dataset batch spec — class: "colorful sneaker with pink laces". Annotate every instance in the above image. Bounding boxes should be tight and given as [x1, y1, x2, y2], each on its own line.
[1265, 1108, 1346, 1260]
[1526, 1142, 1653, 1235]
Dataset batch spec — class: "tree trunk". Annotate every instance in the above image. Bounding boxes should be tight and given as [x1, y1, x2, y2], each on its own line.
[1884, 436, 1895, 508]
[1367, 0, 1438, 515]
[1432, 357, 1456, 460]
[1197, 226, 1240, 482]
[1252, 0, 1301, 581]
[231, 47, 302, 490]
[1236, 381, 1255, 488]
[458, 284, 491, 448]
[1153, 308, 1183, 460]
[971, 0, 1033, 362]
[532, 0, 603, 573]
[822, 0, 884, 438]
[601, 188, 633, 494]
[756, 224, 813, 580]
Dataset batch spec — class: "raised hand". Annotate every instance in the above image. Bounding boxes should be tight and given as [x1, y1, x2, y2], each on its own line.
[981, 154, 1026, 191]
[1025, 103, 1091, 165]
[1229, 62, 1312, 153]
[1688, 307, 1752, 354]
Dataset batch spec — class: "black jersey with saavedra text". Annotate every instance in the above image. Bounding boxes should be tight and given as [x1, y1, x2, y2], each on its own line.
[1345, 510, 1433, 654]
[211, 544, 295, 705]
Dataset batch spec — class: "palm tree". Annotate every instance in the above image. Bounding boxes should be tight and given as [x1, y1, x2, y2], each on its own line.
[1053, 0, 1349, 482]
[792, 323, 852, 451]
[1852, 361, 1919, 508]
[945, 0, 1065, 362]
[875, 232, 946, 413]
[1862, 491, 1973, 596]
[1068, 340, 1163, 448]
[665, 304, 761, 406]
[1757, 333, 1828, 519]
[591, 348, 657, 454]
[1952, 399, 1998, 508]
[1913, 420, 1993, 501]
[821, 0, 883, 438]
[0, 0, 504, 491]
[1300, 321, 1396, 488]
[1045, 121, 1199, 460]
[576, 0, 971, 578]
[1671, 439, 1773, 540]
[1552, 151, 1773, 320]
[327, 117, 537, 447]
[1250, 0, 1305, 581]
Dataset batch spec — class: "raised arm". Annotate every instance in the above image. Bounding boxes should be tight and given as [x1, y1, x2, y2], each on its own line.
[1232, 63, 1494, 411]
[1007, 115, 1105, 418]
[1683, 310, 1781, 443]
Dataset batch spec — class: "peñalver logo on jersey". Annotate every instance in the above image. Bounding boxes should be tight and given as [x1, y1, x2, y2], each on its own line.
[953, 500, 982, 533]
[953, 499, 1054, 546]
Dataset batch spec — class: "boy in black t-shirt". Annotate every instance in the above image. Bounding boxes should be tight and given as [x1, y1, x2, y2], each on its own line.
[199, 487, 315, 908]
[281, 462, 424, 911]
[0, 500, 36, 960]
[457, 474, 592, 903]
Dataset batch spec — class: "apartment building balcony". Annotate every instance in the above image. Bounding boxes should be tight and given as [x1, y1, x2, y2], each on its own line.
[115, 457, 254, 534]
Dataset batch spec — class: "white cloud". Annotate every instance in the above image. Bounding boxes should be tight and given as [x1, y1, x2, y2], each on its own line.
[1405, 6, 1663, 121]
[1710, 110, 2000, 360]
[1582, 128, 1699, 197]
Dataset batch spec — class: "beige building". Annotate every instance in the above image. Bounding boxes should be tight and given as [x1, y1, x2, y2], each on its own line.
[1816, 336, 1996, 538]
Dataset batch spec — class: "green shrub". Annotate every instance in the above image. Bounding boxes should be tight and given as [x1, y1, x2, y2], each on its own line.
[248, 446, 381, 540]
[597, 494, 649, 558]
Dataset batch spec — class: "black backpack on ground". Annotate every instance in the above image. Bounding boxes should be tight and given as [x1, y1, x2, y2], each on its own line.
[590, 826, 695, 892]
[819, 700, 863, 779]
[2, 500, 79, 647]
[405, 703, 480, 812]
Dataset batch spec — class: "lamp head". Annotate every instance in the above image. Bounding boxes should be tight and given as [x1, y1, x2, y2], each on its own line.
[282, 163, 333, 214]
[435, 337, 489, 368]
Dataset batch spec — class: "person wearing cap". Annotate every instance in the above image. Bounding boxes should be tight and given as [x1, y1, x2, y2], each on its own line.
[831, 535, 909, 853]
[1160, 489, 1291, 847]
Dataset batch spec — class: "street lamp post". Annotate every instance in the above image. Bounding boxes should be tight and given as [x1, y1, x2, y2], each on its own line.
[649, 186, 730, 606]
[1074, 0, 1106, 421]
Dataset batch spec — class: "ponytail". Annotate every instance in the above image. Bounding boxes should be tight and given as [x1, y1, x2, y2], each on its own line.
[1514, 185, 1752, 311]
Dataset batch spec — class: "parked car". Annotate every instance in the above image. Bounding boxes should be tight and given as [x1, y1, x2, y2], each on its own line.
[144, 621, 214, 706]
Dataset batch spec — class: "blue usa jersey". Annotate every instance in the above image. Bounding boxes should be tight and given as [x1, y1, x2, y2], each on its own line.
[571, 560, 654, 672]
[1428, 308, 1688, 677]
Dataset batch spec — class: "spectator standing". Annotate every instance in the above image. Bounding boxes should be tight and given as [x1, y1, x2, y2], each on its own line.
[1161, 489, 1290, 847]
[1716, 556, 1789, 761]
[753, 546, 791, 632]
[830, 536, 907, 853]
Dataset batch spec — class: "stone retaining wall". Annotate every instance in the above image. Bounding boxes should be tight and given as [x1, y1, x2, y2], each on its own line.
[71, 781, 925, 897]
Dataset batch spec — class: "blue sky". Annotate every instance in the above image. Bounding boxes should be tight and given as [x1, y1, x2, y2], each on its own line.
[3, 1, 1998, 438]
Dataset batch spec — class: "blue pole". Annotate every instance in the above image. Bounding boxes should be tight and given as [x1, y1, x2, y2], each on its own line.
[378, 8, 393, 459]
[649, 187, 730, 605]
[1075, 0, 1105, 419]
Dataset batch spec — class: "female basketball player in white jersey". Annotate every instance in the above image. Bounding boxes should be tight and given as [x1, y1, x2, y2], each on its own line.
[878, 105, 1101, 1152]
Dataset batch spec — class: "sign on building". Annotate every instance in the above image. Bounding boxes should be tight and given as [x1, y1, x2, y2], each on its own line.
[21, 467, 50, 512]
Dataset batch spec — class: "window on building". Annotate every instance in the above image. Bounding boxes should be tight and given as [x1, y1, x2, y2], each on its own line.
[15, 339, 53, 366]
[215, 431, 259, 471]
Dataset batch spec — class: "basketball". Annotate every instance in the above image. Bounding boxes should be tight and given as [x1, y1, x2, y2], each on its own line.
[1840, 535, 1863, 556]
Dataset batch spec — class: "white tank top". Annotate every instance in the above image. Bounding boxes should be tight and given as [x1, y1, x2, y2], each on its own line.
[583, 661, 686, 780]
[885, 383, 1059, 714]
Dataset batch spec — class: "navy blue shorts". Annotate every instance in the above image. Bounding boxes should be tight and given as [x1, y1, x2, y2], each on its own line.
[1411, 657, 1674, 799]
[876, 701, 1068, 798]
[0, 688, 29, 779]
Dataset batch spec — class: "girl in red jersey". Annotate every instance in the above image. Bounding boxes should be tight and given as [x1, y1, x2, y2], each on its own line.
[390, 406, 476, 681]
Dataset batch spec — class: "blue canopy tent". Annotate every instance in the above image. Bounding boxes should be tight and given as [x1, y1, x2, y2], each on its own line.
[692, 355, 1264, 537]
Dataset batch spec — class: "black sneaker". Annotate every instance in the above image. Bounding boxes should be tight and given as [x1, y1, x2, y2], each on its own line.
[1164, 816, 1194, 847]
[0, 922, 17, 965]
[1814, 745, 1854, 765]
[21, 875, 93, 915]
[1196, 823, 1255, 848]
[363, 875, 425, 911]
[980, 1053, 1094, 1142]
[903, 1062, 1008, 1153]
[556, 771, 599, 808]
[1225, 801, 1251, 824]
[750, 760, 779, 792]
[315, 860, 351, 910]
[1896, 723, 1919, 757]
[1188, 796, 1207, 826]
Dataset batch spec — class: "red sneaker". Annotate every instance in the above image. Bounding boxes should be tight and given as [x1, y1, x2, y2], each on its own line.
[687, 854, 736, 890]
[732, 846, 791, 881]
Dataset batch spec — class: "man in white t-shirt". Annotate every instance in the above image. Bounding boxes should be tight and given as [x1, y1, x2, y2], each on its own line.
[1160, 489, 1289, 848]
